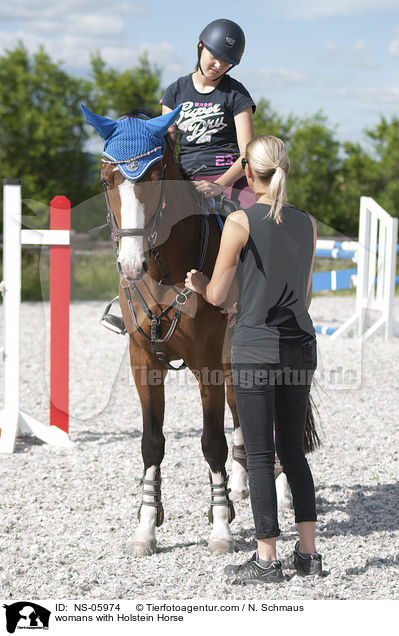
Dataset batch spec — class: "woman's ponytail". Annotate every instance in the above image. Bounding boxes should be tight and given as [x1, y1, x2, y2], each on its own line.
[245, 135, 290, 224]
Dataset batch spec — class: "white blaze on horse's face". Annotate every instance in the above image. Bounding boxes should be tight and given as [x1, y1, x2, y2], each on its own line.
[117, 179, 146, 279]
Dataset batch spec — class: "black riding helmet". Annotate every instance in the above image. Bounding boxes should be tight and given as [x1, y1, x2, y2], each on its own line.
[198, 19, 245, 68]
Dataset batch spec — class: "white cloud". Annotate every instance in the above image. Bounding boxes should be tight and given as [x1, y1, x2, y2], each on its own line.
[97, 40, 185, 77]
[0, 0, 154, 75]
[320, 86, 399, 103]
[237, 68, 311, 95]
[0, 24, 185, 82]
[281, 0, 399, 19]
[388, 26, 399, 55]
[322, 39, 376, 68]
[0, 0, 145, 21]
[324, 42, 341, 53]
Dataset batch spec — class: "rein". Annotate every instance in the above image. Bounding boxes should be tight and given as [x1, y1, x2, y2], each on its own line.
[101, 158, 210, 371]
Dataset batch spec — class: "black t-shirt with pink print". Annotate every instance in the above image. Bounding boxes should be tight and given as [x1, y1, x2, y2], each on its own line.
[161, 73, 255, 176]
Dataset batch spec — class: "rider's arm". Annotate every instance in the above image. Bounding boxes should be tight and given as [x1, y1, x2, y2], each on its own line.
[214, 106, 254, 188]
[185, 210, 249, 307]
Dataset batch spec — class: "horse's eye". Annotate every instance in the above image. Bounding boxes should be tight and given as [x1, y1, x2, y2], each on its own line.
[101, 177, 111, 188]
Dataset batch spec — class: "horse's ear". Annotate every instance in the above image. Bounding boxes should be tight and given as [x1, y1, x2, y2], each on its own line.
[80, 104, 118, 140]
[145, 105, 182, 139]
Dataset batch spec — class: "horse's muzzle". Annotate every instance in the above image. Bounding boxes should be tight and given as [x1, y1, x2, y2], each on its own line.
[119, 259, 148, 281]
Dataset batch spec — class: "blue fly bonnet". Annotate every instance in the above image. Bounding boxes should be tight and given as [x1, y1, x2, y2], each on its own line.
[81, 104, 182, 181]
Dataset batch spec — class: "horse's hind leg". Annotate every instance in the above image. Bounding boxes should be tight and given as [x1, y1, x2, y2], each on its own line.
[223, 362, 249, 501]
[127, 345, 167, 557]
[194, 365, 235, 555]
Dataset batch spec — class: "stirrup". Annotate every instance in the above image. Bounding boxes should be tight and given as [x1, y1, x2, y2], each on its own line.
[100, 297, 127, 335]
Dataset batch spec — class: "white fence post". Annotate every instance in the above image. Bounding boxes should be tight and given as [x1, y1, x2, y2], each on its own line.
[331, 197, 398, 341]
[0, 180, 23, 452]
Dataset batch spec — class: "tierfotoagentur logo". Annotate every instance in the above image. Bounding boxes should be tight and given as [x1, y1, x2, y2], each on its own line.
[2, 602, 51, 633]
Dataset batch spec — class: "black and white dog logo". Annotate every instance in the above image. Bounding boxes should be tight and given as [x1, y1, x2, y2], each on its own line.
[3, 602, 50, 633]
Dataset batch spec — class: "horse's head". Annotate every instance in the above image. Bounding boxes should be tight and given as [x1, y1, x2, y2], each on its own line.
[81, 104, 182, 280]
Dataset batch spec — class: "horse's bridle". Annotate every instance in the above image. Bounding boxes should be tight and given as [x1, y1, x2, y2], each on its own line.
[100, 157, 209, 371]
[101, 161, 167, 267]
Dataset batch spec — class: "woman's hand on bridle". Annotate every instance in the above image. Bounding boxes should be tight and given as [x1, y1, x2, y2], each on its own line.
[185, 269, 209, 295]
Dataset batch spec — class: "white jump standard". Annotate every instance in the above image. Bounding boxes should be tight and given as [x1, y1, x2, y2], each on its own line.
[313, 197, 398, 341]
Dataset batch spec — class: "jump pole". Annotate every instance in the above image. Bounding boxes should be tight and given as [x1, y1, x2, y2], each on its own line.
[0, 180, 73, 453]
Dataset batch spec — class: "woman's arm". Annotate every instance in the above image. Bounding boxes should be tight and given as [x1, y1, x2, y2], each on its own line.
[185, 210, 249, 307]
[306, 214, 317, 310]
[194, 106, 254, 197]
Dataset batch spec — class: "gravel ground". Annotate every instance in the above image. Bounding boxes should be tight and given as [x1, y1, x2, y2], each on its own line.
[0, 296, 398, 601]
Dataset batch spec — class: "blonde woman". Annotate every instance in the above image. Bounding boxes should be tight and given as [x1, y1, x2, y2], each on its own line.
[185, 135, 322, 584]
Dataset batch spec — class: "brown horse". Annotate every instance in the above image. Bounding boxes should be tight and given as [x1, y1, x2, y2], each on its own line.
[82, 104, 319, 557]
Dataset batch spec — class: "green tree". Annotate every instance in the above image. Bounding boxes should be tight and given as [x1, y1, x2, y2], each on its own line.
[286, 112, 344, 232]
[338, 141, 379, 235]
[0, 44, 93, 226]
[364, 116, 399, 217]
[89, 52, 162, 117]
[253, 98, 295, 140]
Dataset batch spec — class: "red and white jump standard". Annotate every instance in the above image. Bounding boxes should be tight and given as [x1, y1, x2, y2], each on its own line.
[0, 179, 73, 453]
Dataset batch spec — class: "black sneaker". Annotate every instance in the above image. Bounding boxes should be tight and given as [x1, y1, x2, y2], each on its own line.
[281, 541, 323, 577]
[224, 553, 283, 585]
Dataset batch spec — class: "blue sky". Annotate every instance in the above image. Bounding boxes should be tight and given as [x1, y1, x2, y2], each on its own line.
[1, 0, 399, 144]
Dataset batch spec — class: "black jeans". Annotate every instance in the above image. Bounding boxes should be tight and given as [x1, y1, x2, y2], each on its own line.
[232, 341, 317, 539]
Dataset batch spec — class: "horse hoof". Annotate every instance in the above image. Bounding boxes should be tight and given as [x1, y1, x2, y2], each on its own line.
[208, 539, 235, 555]
[230, 489, 249, 501]
[127, 540, 157, 557]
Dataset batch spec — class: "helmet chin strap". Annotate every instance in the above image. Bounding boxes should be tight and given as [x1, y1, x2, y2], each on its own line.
[197, 45, 234, 82]
[210, 65, 234, 82]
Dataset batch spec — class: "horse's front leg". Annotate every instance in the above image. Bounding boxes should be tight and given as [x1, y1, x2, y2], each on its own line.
[195, 365, 235, 555]
[127, 343, 167, 557]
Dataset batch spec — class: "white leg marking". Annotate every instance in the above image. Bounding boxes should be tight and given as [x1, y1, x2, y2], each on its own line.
[230, 426, 249, 499]
[117, 179, 145, 278]
[276, 472, 293, 509]
[233, 427, 244, 446]
[133, 465, 158, 543]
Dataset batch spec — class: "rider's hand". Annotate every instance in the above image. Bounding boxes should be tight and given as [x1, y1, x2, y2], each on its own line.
[193, 180, 226, 199]
[185, 269, 209, 295]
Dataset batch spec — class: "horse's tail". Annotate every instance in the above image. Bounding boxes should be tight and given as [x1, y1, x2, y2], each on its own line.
[304, 392, 321, 454]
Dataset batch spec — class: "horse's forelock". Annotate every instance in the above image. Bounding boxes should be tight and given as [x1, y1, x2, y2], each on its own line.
[122, 108, 157, 120]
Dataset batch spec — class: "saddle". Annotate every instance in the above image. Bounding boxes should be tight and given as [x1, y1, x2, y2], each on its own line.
[190, 186, 241, 232]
